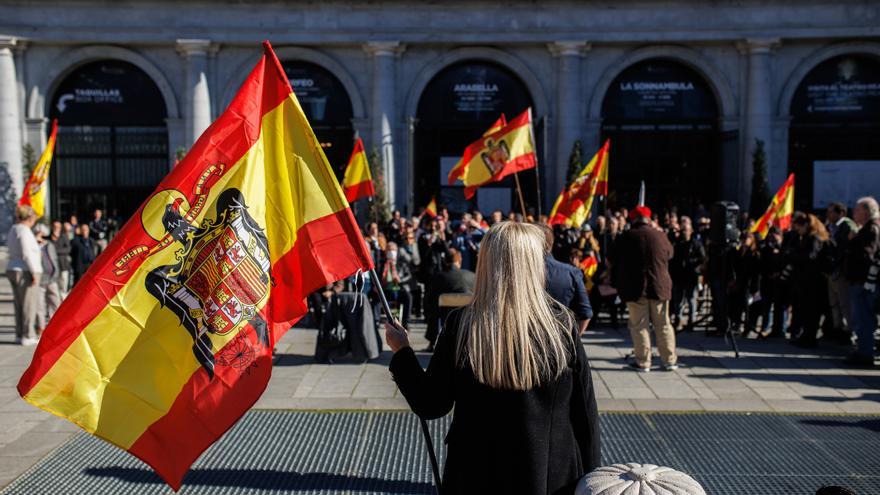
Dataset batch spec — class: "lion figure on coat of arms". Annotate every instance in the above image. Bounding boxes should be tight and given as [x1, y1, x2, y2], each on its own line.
[145, 188, 272, 379]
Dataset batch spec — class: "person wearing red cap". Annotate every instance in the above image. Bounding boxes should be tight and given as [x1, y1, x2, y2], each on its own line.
[610, 205, 678, 372]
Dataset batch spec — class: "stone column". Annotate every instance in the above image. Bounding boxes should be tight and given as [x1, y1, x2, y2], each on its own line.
[177, 39, 215, 148]
[549, 41, 589, 201]
[364, 41, 404, 207]
[0, 37, 23, 199]
[740, 38, 780, 206]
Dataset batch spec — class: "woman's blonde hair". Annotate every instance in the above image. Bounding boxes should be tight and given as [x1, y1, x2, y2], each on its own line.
[456, 222, 575, 391]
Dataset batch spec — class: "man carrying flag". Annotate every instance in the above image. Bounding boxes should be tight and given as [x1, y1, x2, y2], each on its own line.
[18, 41, 373, 490]
[751, 173, 795, 238]
[19, 119, 58, 218]
[447, 109, 537, 199]
[549, 139, 610, 228]
[342, 137, 375, 202]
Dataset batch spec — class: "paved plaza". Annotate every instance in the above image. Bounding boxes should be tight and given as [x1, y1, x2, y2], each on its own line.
[0, 251, 878, 490]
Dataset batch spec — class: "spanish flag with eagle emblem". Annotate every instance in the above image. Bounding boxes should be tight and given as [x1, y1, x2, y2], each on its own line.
[341, 137, 374, 202]
[447, 109, 536, 199]
[17, 42, 373, 490]
[18, 119, 58, 218]
[549, 139, 610, 228]
[751, 173, 795, 239]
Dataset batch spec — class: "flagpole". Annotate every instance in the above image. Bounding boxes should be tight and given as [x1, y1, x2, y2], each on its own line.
[513, 171, 528, 218]
[529, 109, 542, 217]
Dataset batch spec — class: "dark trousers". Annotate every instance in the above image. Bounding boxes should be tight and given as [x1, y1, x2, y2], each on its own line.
[790, 280, 823, 342]
[750, 281, 786, 335]
[672, 279, 698, 327]
[385, 287, 412, 329]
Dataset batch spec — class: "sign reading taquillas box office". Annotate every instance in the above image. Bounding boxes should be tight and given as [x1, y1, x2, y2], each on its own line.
[50, 60, 167, 126]
[791, 55, 880, 121]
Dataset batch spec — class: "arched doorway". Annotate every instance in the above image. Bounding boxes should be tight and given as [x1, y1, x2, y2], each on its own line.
[788, 54, 880, 211]
[282, 61, 355, 178]
[49, 60, 168, 222]
[600, 59, 720, 213]
[414, 61, 535, 215]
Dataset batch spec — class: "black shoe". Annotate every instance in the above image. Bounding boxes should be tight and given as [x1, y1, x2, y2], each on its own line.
[627, 362, 651, 373]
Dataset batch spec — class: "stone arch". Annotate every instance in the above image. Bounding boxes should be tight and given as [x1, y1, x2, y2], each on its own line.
[777, 41, 880, 117]
[220, 46, 366, 119]
[404, 47, 549, 120]
[28, 45, 179, 120]
[588, 45, 736, 121]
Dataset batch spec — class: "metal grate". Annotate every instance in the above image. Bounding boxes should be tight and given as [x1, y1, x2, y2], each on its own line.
[3, 411, 878, 494]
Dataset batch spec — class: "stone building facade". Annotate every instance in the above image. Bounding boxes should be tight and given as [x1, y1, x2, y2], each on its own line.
[0, 0, 878, 231]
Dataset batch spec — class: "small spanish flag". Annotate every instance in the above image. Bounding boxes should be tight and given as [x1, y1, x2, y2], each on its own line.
[423, 196, 438, 218]
[751, 173, 795, 239]
[447, 109, 537, 199]
[18, 41, 373, 490]
[549, 139, 610, 228]
[342, 137, 374, 202]
[19, 119, 58, 218]
[580, 254, 599, 291]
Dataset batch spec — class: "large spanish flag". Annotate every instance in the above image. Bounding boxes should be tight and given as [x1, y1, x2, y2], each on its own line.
[447, 109, 536, 199]
[17, 42, 373, 490]
[18, 119, 58, 218]
[751, 173, 795, 239]
[549, 139, 610, 228]
[342, 137, 374, 202]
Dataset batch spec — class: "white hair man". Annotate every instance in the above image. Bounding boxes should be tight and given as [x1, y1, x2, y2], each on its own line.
[844, 196, 880, 367]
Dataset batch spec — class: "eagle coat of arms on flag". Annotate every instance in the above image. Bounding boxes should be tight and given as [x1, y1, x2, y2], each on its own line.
[145, 188, 272, 379]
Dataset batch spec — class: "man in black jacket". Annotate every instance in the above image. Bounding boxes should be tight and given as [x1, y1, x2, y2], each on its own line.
[50, 220, 72, 296]
[541, 225, 592, 335]
[670, 216, 706, 331]
[825, 202, 857, 341]
[845, 196, 880, 366]
[423, 248, 475, 349]
[611, 206, 677, 372]
[70, 224, 97, 284]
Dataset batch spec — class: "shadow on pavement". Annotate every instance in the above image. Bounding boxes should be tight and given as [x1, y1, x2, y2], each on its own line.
[84, 467, 433, 492]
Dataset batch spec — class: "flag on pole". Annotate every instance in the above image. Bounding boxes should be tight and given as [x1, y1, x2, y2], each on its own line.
[19, 119, 58, 218]
[423, 196, 438, 218]
[482, 114, 507, 137]
[342, 137, 374, 203]
[751, 173, 795, 239]
[580, 253, 599, 291]
[447, 109, 537, 198]
[549, 139, 610, 228]
[17, 41, 373, 490]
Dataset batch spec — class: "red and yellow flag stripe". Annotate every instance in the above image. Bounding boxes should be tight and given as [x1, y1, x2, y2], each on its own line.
[580, 254, 599, 291]
[549, 139, 610, 228]
[447, 114, 508, 185]
[447, 109, 536, 198]
[423, 196, 437, 218]
[751, 173, 795, 239]
[18, 42, 372, 490]
[19, 119, 58, 218]
[342, 137, 374, 202]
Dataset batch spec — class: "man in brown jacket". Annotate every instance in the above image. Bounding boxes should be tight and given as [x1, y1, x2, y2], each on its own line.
[611, 206, 678, 372]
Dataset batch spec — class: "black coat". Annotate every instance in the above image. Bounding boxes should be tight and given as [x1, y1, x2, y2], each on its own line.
[70, 235, 97, 280]
[610, 222, 674, 302]
[390, 310, 601, 495]
[424, 267, 475, 338]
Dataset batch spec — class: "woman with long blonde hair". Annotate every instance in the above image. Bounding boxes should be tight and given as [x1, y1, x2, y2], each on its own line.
[386, 221, 600, 495]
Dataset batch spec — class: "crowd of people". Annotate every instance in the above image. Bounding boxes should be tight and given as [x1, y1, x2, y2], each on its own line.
[4, 206, 116, 345]
[347, 196, 880, 369]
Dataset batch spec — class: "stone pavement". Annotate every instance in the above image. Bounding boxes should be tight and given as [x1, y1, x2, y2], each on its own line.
[0, 247, 878, 487]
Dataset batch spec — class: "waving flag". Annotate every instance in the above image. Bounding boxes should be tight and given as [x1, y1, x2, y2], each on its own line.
[446, 114, 508, 186]
[17, 41, 373, 490]
[447, 109, 536, 198]
[342, 137, 374, 202]
[549, 139, 610, 228]
[423, 196, 438, 218]
[580, 253, 599, 291]
[19, 119, 58, 218]
[751, 173, 795, 239]
[482, 114, 507, 137]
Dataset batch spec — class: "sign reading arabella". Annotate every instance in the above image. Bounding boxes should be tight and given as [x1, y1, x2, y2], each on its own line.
[454, 82, 501, 113]
[602, 60, 717, 123]
[49, 61, 166, 126]
[419, 62, 531, 123]
[792, 55, 880, 120]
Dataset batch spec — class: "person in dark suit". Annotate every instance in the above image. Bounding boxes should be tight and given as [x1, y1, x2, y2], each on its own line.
[825, 202, 857, 341]
[386, 222, 600, 495]
[540, 224, 593, 335]
[610, 206, 677, 372]
[70, 223, 97, 284]
[423, 248, 475, 349]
